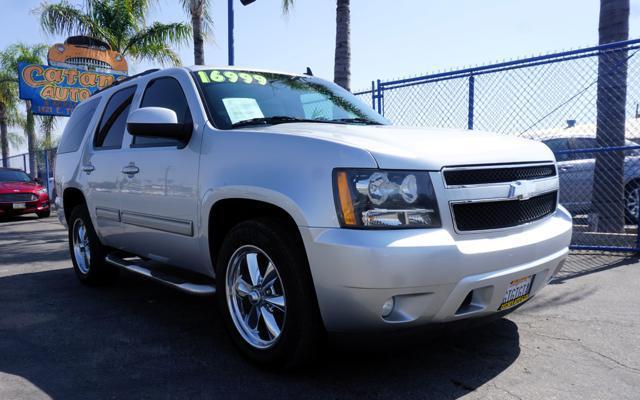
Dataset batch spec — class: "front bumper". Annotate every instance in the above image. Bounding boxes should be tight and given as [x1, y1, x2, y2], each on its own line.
[0, 199, 50, 217]
[300, 206, 572, 332]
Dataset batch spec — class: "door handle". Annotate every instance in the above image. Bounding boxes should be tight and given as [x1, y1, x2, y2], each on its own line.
[121, 165, 140, 176]
[559, 165, 573, 172]
[81, 164, 95, 174]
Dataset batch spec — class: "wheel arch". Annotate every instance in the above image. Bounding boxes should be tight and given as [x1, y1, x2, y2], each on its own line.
[62, 187, 87, 225]
[207, 197, 305, 271]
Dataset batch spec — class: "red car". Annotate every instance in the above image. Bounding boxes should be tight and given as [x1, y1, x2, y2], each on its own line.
[0, 168, 50, 218]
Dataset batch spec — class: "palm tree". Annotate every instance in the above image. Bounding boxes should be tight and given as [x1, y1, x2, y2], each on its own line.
[591, 0, 630, 233]
[281, 0, 351, 91]
[39, 115, 57, 170]
[180, 0, 213, 65]
[0, 71, 18, 167]
[39, 116, 57, 150]
[333, 0, 351, 91]
[0, 43, 48, 176]
[37, 0, 191, 66]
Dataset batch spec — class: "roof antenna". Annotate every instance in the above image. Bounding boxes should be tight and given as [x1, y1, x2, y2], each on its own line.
[304, 67, 313, 76]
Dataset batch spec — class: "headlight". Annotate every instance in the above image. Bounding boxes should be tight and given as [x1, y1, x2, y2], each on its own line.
[333, 169, 441, 228]
[37, 188, 47, 194]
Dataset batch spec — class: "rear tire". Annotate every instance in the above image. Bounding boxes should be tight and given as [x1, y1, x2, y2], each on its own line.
[216, 217, 324, 369]
[68, 204, 118, 285]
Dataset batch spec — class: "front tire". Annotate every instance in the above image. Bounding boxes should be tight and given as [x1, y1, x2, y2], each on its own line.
[216, 218, 324, 368]
[68, 204, 118, 285]
[37, 210, 51, 218]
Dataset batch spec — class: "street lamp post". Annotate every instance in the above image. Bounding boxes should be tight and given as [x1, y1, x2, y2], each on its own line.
[229, 0, 257, 66]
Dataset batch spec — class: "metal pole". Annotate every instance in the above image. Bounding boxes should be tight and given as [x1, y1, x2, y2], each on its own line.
[467, 74, 475, 130]
[376, 79, 382, 115]
[22, 154, 27, 172]
[44, 150, 51, 198]
[371, 81, 376, 110]
[228, 0, 235, 66]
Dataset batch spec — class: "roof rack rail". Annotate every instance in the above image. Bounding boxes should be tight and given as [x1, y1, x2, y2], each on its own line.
[91, 68, 160, 97]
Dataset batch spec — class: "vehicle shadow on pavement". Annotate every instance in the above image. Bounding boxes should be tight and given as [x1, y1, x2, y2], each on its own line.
[0, 267, 520, 400]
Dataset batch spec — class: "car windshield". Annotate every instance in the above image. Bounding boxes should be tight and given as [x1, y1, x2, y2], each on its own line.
[0, 170, 32, 183]
[192, 69, 389, 130]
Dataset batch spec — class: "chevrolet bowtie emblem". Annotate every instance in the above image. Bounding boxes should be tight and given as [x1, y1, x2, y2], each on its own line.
[508, 180, 536, 200]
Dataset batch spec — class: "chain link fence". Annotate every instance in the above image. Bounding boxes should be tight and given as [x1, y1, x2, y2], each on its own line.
[356, 39, 640, 252]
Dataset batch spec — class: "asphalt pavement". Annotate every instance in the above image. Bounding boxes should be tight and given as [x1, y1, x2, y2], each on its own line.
[0, 214, 639, 399]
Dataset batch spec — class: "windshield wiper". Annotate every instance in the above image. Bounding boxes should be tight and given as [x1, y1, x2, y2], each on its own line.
[330, 117, 382, 125]
[231, 116, 330, 128]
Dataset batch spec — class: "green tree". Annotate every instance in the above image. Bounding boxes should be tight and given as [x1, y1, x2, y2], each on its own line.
[282, 0, 351, 91]
[180, 0, 214, 65]
[38, 0, 191, 66]
[39, 116, 57, 150]
[591, 0, 630, 232]
[0, 71, 18, 167]
[0, 43, 48, 176]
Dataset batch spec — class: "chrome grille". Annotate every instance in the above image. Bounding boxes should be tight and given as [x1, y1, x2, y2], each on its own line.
[451, 191, 558, 232]
[444, 164, 556, 186]
[65, 57, 112, 70]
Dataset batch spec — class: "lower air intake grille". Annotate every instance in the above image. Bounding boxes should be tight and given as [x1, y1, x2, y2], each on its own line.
[452, 191, 557, 231]
[444, 164, 556, 186]
[0, 193, 38, 202]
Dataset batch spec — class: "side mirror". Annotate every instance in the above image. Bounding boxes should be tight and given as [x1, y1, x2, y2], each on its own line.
[33, 177, 42, 185]
[126, 107, 192, 143]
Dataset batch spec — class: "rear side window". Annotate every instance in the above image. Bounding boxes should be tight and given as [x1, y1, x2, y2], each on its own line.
[568, 138, 598, 161]
[133, 77, 192, 147]
[94, 85, 136, 149]
[57, 98, 100, 154]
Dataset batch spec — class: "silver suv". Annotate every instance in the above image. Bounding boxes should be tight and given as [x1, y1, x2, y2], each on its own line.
[55, 67, 572, 367]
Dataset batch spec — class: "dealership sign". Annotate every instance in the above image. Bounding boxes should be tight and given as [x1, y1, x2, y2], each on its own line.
[18, 62, 124, 116]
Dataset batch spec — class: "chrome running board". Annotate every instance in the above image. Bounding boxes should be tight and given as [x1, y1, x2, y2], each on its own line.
[105, 253, 216, 296]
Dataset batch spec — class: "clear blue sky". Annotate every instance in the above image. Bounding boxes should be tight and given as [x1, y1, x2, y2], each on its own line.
[2, 0, 640, 151]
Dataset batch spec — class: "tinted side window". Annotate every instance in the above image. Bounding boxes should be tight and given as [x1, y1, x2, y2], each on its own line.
[94, 86, 136, 149]
[568, 138, 598, 160]
[57, 98, 100, 154]
[134, 77, 192, 147]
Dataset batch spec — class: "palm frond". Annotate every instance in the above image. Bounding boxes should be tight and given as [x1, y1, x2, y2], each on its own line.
[6, 108, 26, 128]
[282, 0, 295, 14]
[36, 1, 108, 40]
[124, 22, 191, 63]
[7, 131, 25, 150]
[180, 0, 214, 36]
[38, 115, 57, 147]
[127, 41, 183, 66]
[0, 71, 18, 107]
[0, 43, 48, 73]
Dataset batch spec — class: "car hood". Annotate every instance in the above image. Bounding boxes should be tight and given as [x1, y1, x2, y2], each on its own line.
[251, 123, 555, 170]
[0, 181, 40, 193]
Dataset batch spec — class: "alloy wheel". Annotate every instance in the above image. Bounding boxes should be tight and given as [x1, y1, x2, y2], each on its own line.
[626, 187, 640, 221]
[72, 219, 91, 274]
[226, 245, 287, 349]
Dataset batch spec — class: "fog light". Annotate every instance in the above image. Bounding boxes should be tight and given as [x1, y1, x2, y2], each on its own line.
[381, 297, 395, 318]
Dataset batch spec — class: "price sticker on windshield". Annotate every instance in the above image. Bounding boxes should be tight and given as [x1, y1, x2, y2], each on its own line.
[197, 70, 268, 86]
